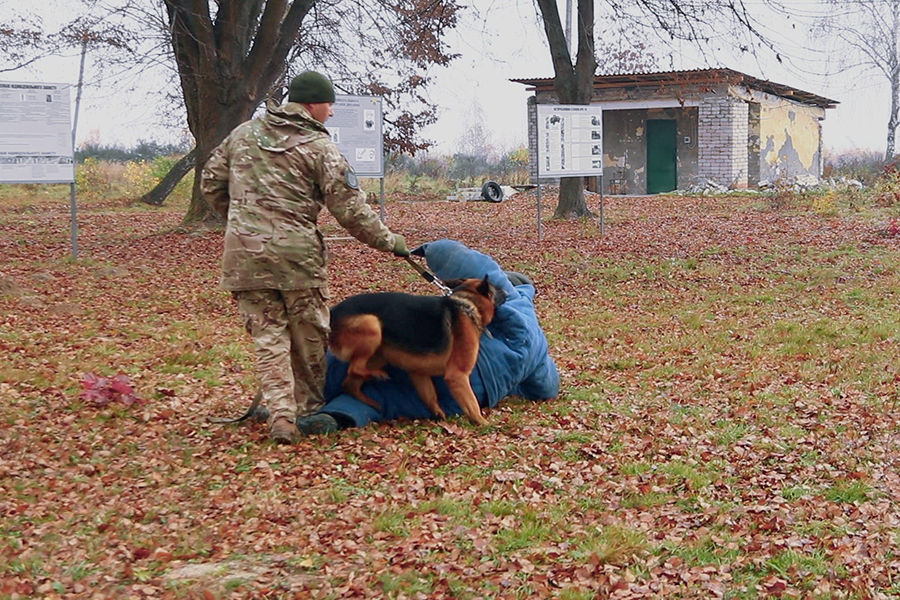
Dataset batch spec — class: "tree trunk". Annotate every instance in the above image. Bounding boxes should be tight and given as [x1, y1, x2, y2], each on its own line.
[887, 114, 897, 164]
[536, 0, 597, 219]
[181, 168, 224, 226]
[887, 65, 900, 164]
[163, 0, 316, 226]
[555, 177, 593, 218]
[888, 1, 900, 164]
[138, 148, 196, 206]
[179, 105, 258, 227]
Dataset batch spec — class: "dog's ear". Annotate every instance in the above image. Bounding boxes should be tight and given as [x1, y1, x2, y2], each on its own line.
[478, 275, 508, 306]
[477, 275, 491, 296]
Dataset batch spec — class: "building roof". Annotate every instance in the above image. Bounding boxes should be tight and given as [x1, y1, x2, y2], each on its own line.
[510, 68, 838, 109]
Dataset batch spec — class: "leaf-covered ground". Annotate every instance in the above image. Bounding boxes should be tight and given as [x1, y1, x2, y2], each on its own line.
[2, 191, 900, 599]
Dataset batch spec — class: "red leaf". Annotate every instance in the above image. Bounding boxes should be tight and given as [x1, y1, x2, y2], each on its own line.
[81, 372, 142, 406]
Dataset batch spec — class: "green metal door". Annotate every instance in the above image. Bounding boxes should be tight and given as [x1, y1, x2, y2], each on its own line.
[647, 120, 677, 194]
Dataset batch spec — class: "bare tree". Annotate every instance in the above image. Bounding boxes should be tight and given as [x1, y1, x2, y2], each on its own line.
[535, 0, 597, 218]
[594, 23, 663, 75]
[159, 0, 460, 222]
[532, 0, 782, 218]
[2, 1, 461, 221]
[0, 20, 50, 73]
[1, 12, 135, 74]
[817, 0, 900, 162]
[155, 1, 310, 223]
[455, 99, 494, 160]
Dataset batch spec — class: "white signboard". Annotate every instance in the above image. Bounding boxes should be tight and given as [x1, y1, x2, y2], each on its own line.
[330, 95, 384, 177]
[0, 81, 74, 184]
[536, 104, 603, 178]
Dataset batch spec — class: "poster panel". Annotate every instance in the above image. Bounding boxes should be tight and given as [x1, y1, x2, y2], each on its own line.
[0, 81, 74, 184]
[330, 95, 384, 177]
[536, 104, 603, 178]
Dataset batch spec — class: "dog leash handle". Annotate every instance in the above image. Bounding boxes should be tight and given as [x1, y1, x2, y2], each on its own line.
[404, 256, 452, 295]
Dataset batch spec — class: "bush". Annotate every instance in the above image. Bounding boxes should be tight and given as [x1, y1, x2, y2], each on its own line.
[869, 160, 900, 208]
[74, 154, 193, 203]
[76, 139, 192, 164]
[68, 144, 531, 204]
[121, 161, 155, 197]
[811, 190, 839, 216]
[377, 148, 530, 198]
[823, 148, 884, 185]
[75, 157, 109, 200]
[448, 154, 492, 183]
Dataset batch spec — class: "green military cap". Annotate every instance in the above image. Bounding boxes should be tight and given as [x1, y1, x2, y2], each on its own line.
[289, 71, 336, 104]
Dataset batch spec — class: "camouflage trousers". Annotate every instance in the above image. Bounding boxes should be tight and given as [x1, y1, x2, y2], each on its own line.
[233, 288, 330, 426]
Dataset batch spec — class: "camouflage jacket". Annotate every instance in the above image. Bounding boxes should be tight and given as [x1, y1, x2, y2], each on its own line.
[201, 102, 397, 291]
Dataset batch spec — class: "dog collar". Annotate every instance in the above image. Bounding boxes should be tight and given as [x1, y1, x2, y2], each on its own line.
[451, 294, 489, 336]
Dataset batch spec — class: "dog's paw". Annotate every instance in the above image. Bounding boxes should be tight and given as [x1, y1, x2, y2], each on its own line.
[469, 409, 489, 427]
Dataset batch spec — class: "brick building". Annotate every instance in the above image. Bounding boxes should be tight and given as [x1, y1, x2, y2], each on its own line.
[512, 69, 838, 195]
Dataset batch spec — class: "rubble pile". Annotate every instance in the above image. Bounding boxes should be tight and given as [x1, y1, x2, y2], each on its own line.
[677, 175, 866, 196]
[675, 179, 731, 195]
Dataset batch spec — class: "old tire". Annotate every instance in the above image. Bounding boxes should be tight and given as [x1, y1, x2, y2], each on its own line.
[481, 181, 504, 202]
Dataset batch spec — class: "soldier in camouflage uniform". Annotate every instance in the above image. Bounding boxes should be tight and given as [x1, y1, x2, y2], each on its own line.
[201, 71, 409, 444]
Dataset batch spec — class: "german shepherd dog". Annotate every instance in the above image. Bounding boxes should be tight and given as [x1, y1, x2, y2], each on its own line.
[328, 276, 507, 426]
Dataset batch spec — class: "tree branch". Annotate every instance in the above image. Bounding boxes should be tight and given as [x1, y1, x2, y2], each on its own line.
[535, 0, 574, 86]
[248, 0, 317, 98]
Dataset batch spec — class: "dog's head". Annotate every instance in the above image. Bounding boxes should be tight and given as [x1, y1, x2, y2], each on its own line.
[444, 275, 508, 325]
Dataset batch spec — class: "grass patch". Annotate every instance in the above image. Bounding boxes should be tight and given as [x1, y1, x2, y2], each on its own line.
[379, 571, 434, 595]
[372, 509, 415, 537]
[5, 189, 900, 596]
[823, 479, 873, 504]
[662, 534, 742, 567]
[575, 525, 650, 565]
[659, 460, 715, 491]
[493, 519, 554, 554]
[620, 490, 672, 509]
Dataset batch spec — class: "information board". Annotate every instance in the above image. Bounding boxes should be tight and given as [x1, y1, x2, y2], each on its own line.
[330, 95, 383, 177]
[0, 81, 74, 184]
[536, 104, 603, 178]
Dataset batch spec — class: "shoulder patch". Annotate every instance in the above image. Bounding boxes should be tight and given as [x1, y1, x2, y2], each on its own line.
[344, 168, 359, 190]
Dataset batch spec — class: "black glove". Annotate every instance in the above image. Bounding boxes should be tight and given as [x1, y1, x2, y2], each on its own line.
[505, 271, 534, 287]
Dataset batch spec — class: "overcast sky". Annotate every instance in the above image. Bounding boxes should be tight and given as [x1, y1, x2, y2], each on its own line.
[1, 0, 891, 157]
[423, 0, 892, 157]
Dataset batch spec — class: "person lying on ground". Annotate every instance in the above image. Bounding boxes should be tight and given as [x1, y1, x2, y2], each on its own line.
[294, 239, 560, 434]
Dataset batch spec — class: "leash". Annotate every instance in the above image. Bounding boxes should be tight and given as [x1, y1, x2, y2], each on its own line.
[207, 390, 266, 424]
[404, 255, 452, 295]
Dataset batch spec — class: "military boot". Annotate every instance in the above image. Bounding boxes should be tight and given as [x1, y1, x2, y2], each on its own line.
[296, 413, 340, 436]
[269, 417, 300, 445]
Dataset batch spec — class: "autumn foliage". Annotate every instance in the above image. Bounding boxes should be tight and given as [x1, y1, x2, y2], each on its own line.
[2, 188, 900, 597]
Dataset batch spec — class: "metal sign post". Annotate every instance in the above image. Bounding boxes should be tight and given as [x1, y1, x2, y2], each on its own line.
[599, 175, 604, 236]
[70, 40, 88, 260]
[535, 104, 605, 236]
[0, 80, 77, 257]
[533, 105, 543, 241]
[537, 183, 543, 241]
